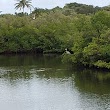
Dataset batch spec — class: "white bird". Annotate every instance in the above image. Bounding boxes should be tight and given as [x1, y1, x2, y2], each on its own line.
[65, 48, 71, 54]
[33, 14, 36, 20]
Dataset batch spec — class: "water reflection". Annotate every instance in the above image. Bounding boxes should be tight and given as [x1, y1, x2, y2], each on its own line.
[73, 68, 110, 94]
[72, 68, 110, 110]
[0, 54, 110, 110]
[0, 54, 63, 68]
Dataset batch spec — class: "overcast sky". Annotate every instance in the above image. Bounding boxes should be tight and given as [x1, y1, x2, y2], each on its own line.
[1, 0, 110, 14]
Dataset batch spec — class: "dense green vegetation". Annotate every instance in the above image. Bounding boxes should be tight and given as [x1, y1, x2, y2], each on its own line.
[1, 2, 110, 69]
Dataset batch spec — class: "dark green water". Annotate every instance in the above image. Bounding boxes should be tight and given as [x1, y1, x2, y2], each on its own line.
[0, 54, 110, 110]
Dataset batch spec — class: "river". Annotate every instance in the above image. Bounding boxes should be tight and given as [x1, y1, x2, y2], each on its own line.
[0, 54, 110, 110]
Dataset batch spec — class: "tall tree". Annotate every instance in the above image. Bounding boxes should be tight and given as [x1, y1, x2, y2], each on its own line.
[15, 0, 33, 13]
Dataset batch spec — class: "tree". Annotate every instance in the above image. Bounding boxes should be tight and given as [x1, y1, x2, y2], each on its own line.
[91, 11, 110, 37]
[15, 0, 33, 13]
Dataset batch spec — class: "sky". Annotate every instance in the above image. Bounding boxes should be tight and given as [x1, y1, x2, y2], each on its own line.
[0, 0, 110, 14]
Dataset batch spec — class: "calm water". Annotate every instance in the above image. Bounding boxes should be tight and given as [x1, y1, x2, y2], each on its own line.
[0, 54, 110, 110]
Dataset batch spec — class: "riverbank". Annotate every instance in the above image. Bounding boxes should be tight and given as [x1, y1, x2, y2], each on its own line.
[0, 4, 110, 69]
[0, 49, 64, 55]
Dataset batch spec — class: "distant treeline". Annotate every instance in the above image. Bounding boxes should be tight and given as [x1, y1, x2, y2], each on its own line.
[1, 2, 110, 69]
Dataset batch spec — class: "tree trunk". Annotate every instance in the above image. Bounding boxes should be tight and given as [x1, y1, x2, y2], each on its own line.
[30, 8, 31, 14]
[23, 8, 24, 13]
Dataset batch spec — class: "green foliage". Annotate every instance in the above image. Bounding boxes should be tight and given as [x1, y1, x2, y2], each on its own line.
[94, 60, 110, 69]
[1, 2, 110, 69]
[32, 8, 50, 17]
[61, 9, 110, 69]
[64, 2, 101, 15]
[62, 54, 72, 63]
[0, 11, 75, 54]
[91, 11, 110, 36]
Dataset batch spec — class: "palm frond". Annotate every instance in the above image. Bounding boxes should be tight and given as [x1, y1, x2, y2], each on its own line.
[15, 0, 33, 13]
